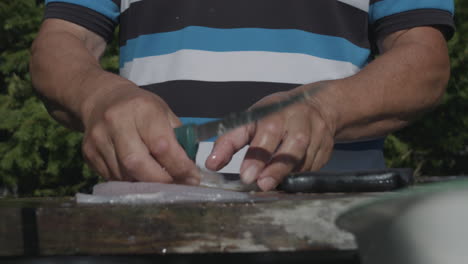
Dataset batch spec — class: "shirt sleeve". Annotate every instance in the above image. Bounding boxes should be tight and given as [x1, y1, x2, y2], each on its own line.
[44, 0, 121, 42]
[369, 0, 455, 44]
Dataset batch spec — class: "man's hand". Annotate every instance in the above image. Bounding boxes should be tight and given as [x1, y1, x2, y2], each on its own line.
[205, 26, 450, 192]
[205, 85, 336, 191]
[81, 85, 200, 184]
[30, 19, 200, 184]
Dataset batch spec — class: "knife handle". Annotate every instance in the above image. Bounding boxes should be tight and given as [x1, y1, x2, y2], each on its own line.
[277, 169, 413, 193]
[174, 124, 198, 160]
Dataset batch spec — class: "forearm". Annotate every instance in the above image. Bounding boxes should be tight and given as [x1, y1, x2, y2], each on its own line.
[30, 20, 132, 131]
[309, 27, 450, 141]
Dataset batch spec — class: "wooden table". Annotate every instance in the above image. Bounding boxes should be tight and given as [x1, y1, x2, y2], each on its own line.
[0, 193, 379, 263]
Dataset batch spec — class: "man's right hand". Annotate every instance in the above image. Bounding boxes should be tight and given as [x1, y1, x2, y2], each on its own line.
[30, 19, 200, 184]
[81, 85, 201, 184]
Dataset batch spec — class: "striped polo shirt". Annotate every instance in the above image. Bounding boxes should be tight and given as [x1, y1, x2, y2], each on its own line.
[44, 0, 455, 172]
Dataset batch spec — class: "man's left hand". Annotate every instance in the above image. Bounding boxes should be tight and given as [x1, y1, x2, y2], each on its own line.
[205, 85, 336, 191]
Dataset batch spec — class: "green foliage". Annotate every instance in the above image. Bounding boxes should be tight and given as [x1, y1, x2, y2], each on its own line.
[0, 0, 467, 197]
[0, 0, 106, 196]
[384, 0, 468, 176]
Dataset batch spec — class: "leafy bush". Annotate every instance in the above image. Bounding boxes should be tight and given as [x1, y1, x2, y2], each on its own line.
[384, 1, 468, 177]
[0, 0, 467, 196]
[0, 0, 118, 196]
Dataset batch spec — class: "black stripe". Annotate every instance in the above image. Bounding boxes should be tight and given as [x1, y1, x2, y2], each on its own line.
[369, 0, 383, 4]
[120, 0, 370, 49]
[44, 2, 117, 42]
[372, 9, 455, 41]
[140, 81, 297, 117]
[334, 138, 384, 151]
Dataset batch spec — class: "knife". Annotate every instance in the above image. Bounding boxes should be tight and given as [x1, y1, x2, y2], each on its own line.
[174, 83, 414, 193]
[277, 168, 414, 193]
[174, 84, 325, 160]
[197, 169, 414, 193]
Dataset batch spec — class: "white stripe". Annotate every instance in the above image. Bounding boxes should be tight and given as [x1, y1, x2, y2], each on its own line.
[196, 142, 248, 174]
[120, 50, 360, 86]
[337, 0, 369, 12]
[121, 0, 143, 12]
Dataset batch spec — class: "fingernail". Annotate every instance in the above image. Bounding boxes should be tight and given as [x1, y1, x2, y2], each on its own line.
[207, 152, 222, 170]
[241, 165, 259, 184]
[258, 177, 277, 191]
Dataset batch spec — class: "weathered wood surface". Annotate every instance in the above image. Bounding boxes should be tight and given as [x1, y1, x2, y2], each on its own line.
[0, 193, 379, 256]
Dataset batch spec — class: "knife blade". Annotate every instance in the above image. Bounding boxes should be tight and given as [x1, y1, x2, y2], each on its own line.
[174, 83, 326, 160]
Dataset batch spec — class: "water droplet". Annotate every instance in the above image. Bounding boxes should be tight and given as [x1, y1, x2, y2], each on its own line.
[161, 248, 167, 254]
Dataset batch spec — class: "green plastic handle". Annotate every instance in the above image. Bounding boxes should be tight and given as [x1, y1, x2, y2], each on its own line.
[174, 124, 199, 160]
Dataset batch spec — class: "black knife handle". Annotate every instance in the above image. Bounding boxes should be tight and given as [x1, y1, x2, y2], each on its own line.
[277, 168, 413, 193]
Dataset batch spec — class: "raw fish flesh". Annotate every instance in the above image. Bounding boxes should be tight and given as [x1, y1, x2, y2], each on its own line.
[76, 181, 251, 204]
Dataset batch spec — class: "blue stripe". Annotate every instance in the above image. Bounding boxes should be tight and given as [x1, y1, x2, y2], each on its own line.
[370, 0, 454, 23]
[120, 26, 370, 68]
[46, 0, 120, 23]
[180, 117, 220, 125]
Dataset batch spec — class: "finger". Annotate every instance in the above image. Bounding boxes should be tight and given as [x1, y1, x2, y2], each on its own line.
[118, 142, 173, 183]
[82, 143, 111, 181]
[147, 133, 201, 185]
[295, 130, 320, 172]
[167, 115, 199, 183]
[205, 124, 254, 171]
[240, 117, 285, 184]
[101, 102, 175, 183]
[166, 109, 183, 128]
[256, 119, 310, 191]
[296, 117, 334, 172]
[93, 157, 110, 180]
[130, 96, 200, 183]
[310, 135, 334, 171]
[112, 125, 174, 183]
[297, 144, 318, 172]
[101, 138, 131, 181]
[84, 127, 123, 181]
